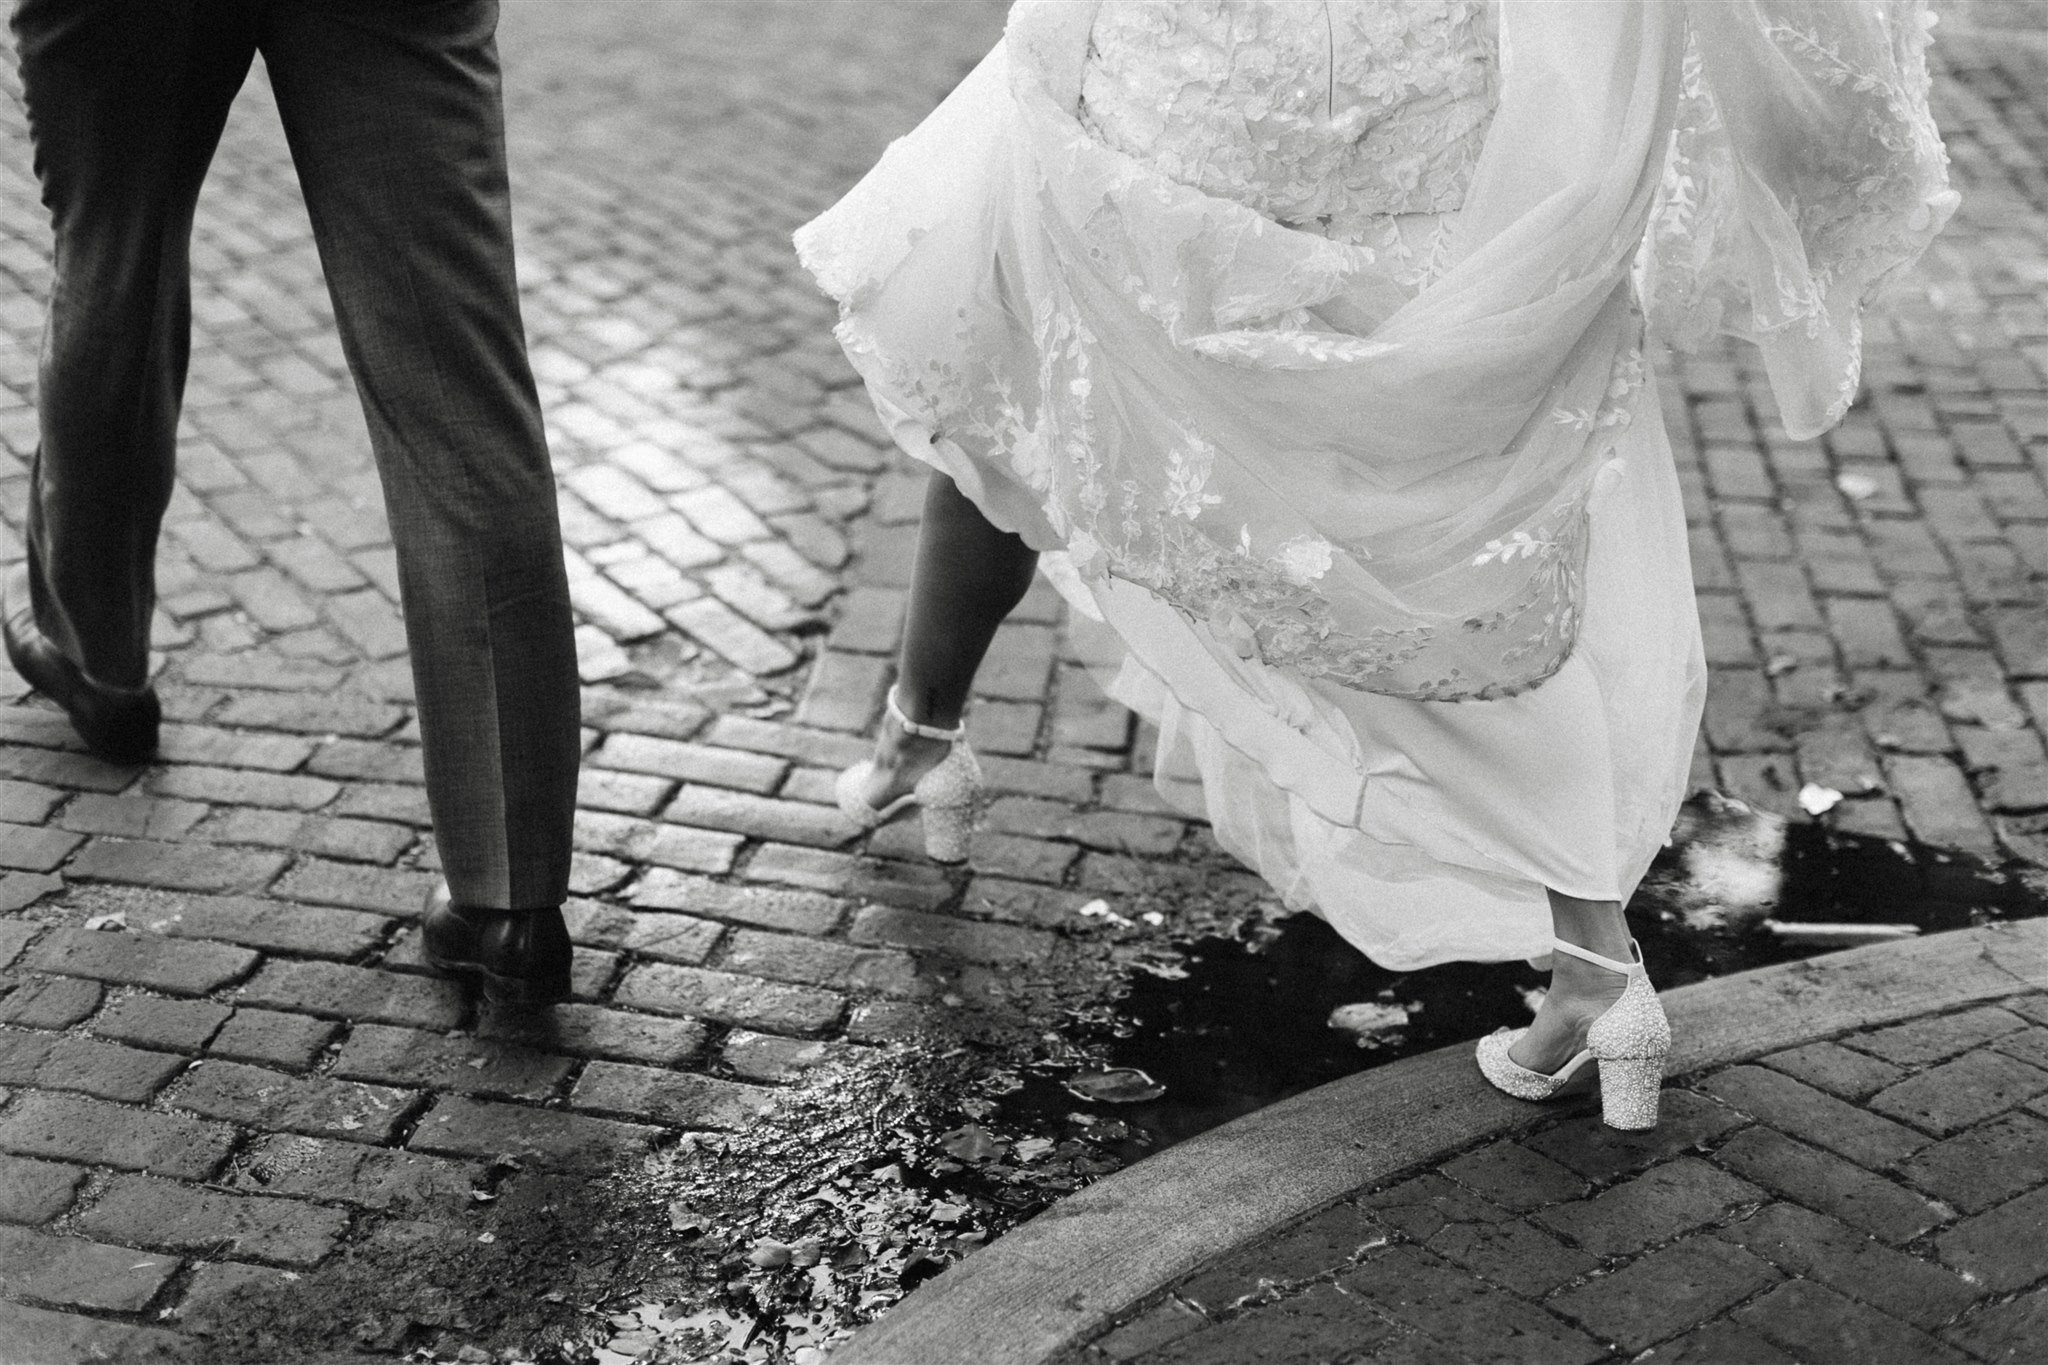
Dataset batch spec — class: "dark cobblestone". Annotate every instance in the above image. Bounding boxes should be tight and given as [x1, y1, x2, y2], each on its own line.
[1534, 1157, 1764, 1257]
[1718, 1202, 1976, 1329]
[90, 996, 232, 1054]
[1701, 1064, 1930, 1165]
[0, 976, 104, 1029]
[1896, 1110, 2048, 1212]
[1757, 1040, 1908, 1101]
[79, 1173, 350, 1267]
[1338, 1245, 1603, 1365]
[26, 928, 258, 996]
[568, 1061, 776, 1129]
[330, 1023, 572, 1101]
[237, 960, 465, 1030]
[1936, 1183, 2048, 1293]
[1715, 1125, 1945, 1244]
[0, 1153, 86, 1225]
[65, 838, 291, 894]
[0, 1032, 188, 1103]
[408, 1095, 660, 1171]
[1549, 1235, 1780, 1354]
[0, 1092, 233, 1179]
[200, 1011, 336, 1077]
[1733, 1280, 1969, 1365]
[1868, 1047, 2048, 1135]
[136, 892, 390, 958]
[171, 1058, 413, 1144]
[614, 961, 844, 1036]
[232, 1133, 477, 1212]
[0, 1223, 182, 1312]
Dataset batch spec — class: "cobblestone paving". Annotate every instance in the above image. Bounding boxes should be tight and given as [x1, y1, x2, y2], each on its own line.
[0, 0, 2047, 1361]
[1664, 21, 2048, 859]
[1086, 994, 2048, 1365]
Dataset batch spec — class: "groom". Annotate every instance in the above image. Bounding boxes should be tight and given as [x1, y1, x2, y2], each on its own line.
[4, 0, 580, 1004]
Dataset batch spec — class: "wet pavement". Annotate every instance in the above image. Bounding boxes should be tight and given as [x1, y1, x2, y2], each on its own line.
[3, 1, 2048, 1362]
[1063, 950, 2048, 1365]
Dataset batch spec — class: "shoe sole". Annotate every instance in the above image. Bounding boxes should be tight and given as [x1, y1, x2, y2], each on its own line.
[421, 948, 568, 1008]
[4, 631, 159, 765]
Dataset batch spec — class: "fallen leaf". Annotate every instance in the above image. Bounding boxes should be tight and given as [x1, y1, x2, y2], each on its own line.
[1062, 1068, 1166, 1104]
[749, 1240, 792, 1268]
[1797, 783, 1844, 816]
[604, 1328, 660, 1355]
[1011, 1137, 1054, 1163]
[1327, 1001, 1410, 1048]
[1076, 899, 1134, 927]
[940, 1125, 1004, 1161]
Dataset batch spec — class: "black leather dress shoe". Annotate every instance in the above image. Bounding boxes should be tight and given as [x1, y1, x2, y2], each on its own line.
[2, 567, 160, 766]
[421, 881, 571, 1007]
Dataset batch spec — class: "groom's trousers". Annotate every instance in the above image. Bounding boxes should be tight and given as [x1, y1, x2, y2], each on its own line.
[11, 0, 579, 911]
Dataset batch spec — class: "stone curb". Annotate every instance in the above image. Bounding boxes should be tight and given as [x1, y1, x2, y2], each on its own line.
[832, 918, 2048, 1365]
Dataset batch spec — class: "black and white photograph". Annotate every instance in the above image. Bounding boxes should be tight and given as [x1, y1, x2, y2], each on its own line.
[0, 1, 2042, 1362]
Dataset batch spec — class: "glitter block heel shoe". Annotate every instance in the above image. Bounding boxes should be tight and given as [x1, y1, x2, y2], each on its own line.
[835, 687, 983, 864]
[1474, 938, 1671, 1131]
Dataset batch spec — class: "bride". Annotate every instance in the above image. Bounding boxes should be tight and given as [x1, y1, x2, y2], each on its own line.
[796, 0, 1953, 1130]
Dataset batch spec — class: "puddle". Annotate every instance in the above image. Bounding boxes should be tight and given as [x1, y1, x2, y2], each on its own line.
[1002, 792, 2048, 1161]
[490, 793, 2048, 1364]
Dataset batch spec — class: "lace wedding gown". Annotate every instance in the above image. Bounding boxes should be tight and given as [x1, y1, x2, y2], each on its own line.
[797, 0, 1954, 969]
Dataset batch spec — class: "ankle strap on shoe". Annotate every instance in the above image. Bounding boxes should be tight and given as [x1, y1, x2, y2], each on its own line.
[887, 686, 965, 742]
[1551, 938, 1644, 975]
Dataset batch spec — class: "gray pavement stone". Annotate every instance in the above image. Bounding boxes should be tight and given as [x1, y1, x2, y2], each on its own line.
[0, 1224, 182, 1313]
[0, 1092, 233, 1180]
[79, 1173, 351, 1268]
[0, 1152, 86, 1225]
[1547, 1235, 1780, 1355]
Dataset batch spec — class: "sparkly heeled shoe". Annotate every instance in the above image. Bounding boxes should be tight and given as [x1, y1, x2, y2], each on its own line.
[835, 687, 983, 863]
[1475, 938, 1671, 1131]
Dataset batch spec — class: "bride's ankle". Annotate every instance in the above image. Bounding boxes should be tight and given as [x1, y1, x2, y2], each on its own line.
[1545, 955, 1630, 1012]
[873, 728, 951, 766]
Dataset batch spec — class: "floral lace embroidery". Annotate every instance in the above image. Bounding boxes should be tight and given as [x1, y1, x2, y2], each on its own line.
[845, 274, 1650, 702]
[802, 0, 1949, 704]
[1642, 2, 1955, 433]
[1078, 0, 1497, 245]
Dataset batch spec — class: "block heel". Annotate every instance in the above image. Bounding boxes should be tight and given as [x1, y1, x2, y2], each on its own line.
[1476, 937, 1670, 1131]
[836, 686, 985, 865]
[920, 793, 978, 864]
[1595, 1055, 1665, 1131]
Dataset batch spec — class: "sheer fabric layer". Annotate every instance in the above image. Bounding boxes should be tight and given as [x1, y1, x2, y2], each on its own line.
[808, 0, 1683, 704]
[796, 0, 1951, 968]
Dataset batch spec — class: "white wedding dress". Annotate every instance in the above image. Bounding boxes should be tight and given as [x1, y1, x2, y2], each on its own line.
[797, 0, 1954, 969]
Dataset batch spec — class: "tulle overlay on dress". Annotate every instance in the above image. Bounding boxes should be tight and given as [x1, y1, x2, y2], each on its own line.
[795, 0, 1954, 969]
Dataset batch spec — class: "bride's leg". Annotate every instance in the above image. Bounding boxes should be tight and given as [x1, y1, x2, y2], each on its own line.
[1507, 890, 1634, 1074]
[858, 471, 1038, 806]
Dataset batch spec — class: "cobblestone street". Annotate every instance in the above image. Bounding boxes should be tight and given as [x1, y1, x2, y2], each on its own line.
[4, 2, 2048, 1363]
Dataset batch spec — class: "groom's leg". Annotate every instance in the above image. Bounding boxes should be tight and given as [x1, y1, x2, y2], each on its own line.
[12, 0, 255, 688]
[259, 0, 578, 912]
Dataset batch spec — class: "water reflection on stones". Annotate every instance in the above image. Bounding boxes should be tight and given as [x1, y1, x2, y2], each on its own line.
[598, 793, 2048, 1361]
